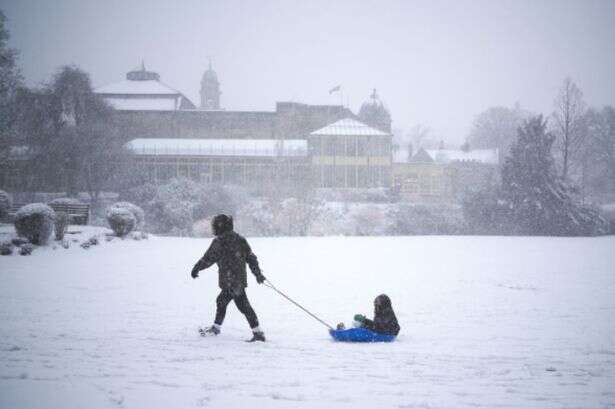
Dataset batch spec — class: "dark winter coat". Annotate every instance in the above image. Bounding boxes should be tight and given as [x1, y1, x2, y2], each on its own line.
[363, 294, 400, 336]
[193, 231, 262, 290]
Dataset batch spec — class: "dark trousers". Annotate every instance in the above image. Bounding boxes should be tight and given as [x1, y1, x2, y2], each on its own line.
[214, 288, 259, 329]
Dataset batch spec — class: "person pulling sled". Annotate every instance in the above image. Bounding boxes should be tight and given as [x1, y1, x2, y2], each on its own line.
[191, 214, 267, 342]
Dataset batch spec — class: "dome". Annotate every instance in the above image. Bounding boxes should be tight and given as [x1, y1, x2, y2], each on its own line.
[201, 61, 218, 84]
[358, 89, 392, 132]
[126, 61, 160, 81]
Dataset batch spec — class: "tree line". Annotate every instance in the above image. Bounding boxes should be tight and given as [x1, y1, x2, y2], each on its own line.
[0, 11, 125, 208]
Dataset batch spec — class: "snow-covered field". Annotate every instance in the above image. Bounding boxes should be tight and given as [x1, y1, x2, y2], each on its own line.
[1, 232, 614, 408]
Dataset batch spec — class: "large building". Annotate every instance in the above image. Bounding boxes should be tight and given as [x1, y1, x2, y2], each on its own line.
[94, 64, 393, 190]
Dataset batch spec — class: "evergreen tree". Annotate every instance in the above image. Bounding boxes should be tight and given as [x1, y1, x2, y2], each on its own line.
[13, 66, 124, 204]
[0, 10, 23, 171]
[501, 115, 606, 236]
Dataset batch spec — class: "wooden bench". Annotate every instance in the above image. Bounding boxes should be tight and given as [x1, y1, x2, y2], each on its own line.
[7, 202, 90, 225]
[48, 203, 90, 225]
[6, 203, 24, 222]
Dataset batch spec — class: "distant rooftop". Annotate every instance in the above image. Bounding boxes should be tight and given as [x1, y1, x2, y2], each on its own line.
[126, 138, 308, 158]
[310, 118, 389, 137]
[427, 149, 499, 165]
[95, 62, 196, 110]
[394, 147, 499, 165]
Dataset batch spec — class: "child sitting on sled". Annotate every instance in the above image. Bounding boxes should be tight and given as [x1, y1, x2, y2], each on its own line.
[351, 294, 400, 336]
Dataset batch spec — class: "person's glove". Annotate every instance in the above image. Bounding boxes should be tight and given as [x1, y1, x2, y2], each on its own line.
[255, 272, 266, 284]
[191, 265, 200, 279]
[354, 314, 366, 323]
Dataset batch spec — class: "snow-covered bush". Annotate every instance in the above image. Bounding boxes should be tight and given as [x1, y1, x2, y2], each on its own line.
[462, 188, 512, 235]
[0, 190, 12, 220]
[106, 207, 136, 237]
[11, 237, 28, 246]
[19, 243, 34, 255]
[600, 204, 615, 235]
[0, 241, 13, 256]
[14, 203, 55, 245]
[192, 218, 212, 237]
[353, 205, 387, 236]
[387, 204, 463, 235]
[235, 201, 277, 237]
[54, 211, 70, 241]
[310, 205, 355, 236]
[108, 202, 145, 228]
[274, 198, 323, 236]
[139, 178, 238, 236]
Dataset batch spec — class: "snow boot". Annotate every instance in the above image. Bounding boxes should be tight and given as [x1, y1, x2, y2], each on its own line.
[199, 325, 220, 337]
[246, 331, 266, 342]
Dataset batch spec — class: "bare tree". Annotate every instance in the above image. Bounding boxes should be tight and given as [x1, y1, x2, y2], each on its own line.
[467, 104, 529, 163]
[552, 77, 587, 179]
[406, 124, 432, 150]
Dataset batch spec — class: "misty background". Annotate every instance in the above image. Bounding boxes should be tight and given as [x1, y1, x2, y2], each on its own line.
[2, 0, 615, 145]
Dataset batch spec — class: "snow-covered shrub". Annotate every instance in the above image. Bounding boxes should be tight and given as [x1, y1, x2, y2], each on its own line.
[54, 212, 70, 241]
[0, 241, 13, 256]
[109, 202, 145, 229]
[142, 178, 238, 236]
[11, 237, 28, 246]
[310, 205, 355, 236]
[88, 236, 99, 246]
[235, 201, 276, 237]
[14, 203, 55, 245]
[80, 241, 91, 249]
[353, 205, 387, 236]
[462, 188, 512, 235]
[120, 182, 157, 208]
[192, 218, 212, 238]
[19, 243, 34, 256]
[274, 198, 323, 236]
[387, 204, 463, 235]
[0, 190, 12, 220]
[600, 204, 615, 235]
[48, 197, 82, 206]
[106, 207, 136, 237]
[61, 239, 70, 249]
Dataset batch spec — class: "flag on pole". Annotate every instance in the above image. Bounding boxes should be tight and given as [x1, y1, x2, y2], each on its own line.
[328, 85, 341, 94]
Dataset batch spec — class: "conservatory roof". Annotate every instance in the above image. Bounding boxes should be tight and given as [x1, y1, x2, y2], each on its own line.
[125, 138, 308, 157]
[310, 118, 389, 137]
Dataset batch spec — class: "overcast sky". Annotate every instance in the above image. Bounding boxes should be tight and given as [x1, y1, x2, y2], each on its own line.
[2, 0, 615, 144]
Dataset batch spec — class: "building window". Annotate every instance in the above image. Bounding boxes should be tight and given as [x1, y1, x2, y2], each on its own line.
[345, 136, 356, 156]
[357, 137, 367, 156]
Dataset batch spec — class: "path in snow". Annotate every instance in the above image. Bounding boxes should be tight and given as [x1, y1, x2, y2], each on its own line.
[1, 234, 614, 408]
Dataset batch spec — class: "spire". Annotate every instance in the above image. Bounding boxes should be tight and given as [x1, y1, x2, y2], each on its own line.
[141, 59, 145, 71]
[200, 58, 221, 109]
[371, 88, 378, 100]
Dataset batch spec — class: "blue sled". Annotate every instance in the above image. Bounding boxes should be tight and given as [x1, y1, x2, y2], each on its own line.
[329, 327, 396, 343]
